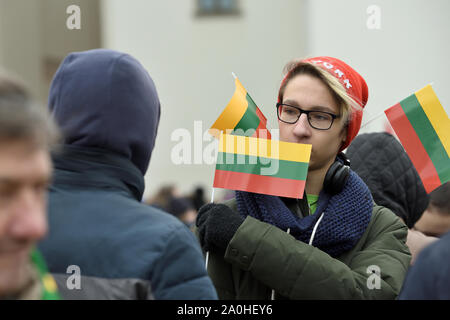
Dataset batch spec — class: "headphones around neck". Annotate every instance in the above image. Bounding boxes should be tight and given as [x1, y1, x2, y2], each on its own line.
[323, 152, 350, 195]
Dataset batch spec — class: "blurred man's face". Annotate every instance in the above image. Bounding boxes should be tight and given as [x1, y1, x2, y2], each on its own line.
[0, 140, 51, 296]
[414, 205, 450, 238]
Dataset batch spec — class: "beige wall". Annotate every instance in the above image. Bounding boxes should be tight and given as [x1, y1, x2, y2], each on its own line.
[41, 0, 100, 58]
[0, 0, 43, 100]
[0, 0, 100, 103]
[305, 0, 450, 133]
[101, 0, 307, 200]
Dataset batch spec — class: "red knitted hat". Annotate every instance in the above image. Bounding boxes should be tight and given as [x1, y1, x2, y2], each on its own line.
[278, 56, 369, 151]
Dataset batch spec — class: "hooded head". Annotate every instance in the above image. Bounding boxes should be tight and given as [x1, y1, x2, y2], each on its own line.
[48, 49, 160, 175]
[346, 132, 429, 228]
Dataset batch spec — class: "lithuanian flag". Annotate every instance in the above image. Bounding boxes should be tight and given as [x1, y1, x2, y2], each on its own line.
[385, 84, 450, 193]
[213, 134, 311, 198]
[209, 76, 271, 139]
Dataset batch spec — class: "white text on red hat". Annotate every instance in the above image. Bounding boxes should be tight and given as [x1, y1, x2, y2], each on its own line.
[310, 60, 352, 90]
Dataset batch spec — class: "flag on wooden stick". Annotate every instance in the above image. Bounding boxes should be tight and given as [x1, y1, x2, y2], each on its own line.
[385, 84, 450, 193]
[209, 75, 271, 139]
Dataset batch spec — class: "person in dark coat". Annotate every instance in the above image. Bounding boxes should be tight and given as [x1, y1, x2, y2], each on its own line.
[38, 49, 217, 300]
[346, 132, 437, 264]
[399, 230, 450, 300]
[346, 132, 428, 228]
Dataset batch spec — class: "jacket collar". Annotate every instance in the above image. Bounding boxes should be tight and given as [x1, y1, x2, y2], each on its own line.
[51, 145, 145, 201]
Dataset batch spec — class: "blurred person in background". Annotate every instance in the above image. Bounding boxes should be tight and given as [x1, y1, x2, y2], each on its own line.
[399, 230, 450, 300]
[146, 184, 178, 210]
[190, 186, 206, 212]
[166, 197, 198, 231]
[0, 72, 60, 299]
[346, 132, 438, 264]
[413, 182, 450, 238]
[38, 49, 217, 300]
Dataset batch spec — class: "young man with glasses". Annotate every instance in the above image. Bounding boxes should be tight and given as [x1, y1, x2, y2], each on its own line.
[196, 56, 411, 299]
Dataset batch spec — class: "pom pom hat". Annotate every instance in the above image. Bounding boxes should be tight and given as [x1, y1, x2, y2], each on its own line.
[278, 56, 369, 151]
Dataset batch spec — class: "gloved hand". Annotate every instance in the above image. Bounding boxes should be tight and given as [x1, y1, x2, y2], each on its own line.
[196, 203, 245, 252]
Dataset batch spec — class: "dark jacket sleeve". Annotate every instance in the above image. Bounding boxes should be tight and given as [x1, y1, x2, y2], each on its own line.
[152, 224, 218, 300]
[399, 232, 450, 300]
[224, 206, 411, 299]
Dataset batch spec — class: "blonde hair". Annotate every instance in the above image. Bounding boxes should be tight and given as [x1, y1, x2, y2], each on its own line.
[279, 59, 362, 129]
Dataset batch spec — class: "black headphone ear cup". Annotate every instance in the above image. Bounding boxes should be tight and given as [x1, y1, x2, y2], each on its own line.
[337, 152, 351, 167]
[324, 162, 340, 194]
[333, 165, 350, 193]
[324, 162, 350, 195]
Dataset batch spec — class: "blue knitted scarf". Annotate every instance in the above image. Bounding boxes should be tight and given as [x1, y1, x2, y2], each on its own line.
[235, 170, 373, 258]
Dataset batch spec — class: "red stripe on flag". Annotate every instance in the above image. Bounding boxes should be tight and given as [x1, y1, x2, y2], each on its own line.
[213, 169, 305, 198]
[385, 103, 441, 193]
[251, 120, 272, 139]
[255, 107, 267, 124]
[251, 107, 271, 138]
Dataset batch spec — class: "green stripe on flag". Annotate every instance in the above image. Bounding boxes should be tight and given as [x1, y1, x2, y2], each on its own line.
[246, 93, 257, 112]
[232, 94, 261, 135]
[216, 152, 308, 180]
[400, 94, 450, 183]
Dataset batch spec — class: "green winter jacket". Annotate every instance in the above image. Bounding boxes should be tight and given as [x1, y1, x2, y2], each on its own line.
[205, 198, 411, 300]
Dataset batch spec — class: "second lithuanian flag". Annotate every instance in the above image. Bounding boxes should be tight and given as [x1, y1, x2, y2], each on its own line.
[385, 84, 450, 193]
[213, 134, 312, 198]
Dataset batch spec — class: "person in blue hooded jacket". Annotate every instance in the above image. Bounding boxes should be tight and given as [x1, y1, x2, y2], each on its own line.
[38, 49, 218, 300]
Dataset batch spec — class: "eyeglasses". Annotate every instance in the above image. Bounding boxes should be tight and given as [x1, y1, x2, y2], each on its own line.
[276, 103, 339, 130]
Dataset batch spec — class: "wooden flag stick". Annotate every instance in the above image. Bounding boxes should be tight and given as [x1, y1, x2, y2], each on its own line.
[205, 187, 215, 270]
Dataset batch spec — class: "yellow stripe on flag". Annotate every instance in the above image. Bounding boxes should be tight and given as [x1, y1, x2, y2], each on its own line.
[218, 134, 311, 163]
[43, 274, 58, 293]
[415, 85, 450, 156]
[209, 78, 248, 138]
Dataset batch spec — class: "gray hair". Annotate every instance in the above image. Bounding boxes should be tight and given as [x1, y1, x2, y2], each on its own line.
[0, 73, 60, 150]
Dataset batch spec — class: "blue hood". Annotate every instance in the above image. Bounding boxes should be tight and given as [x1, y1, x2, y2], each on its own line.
[48, 49, 160, 175]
